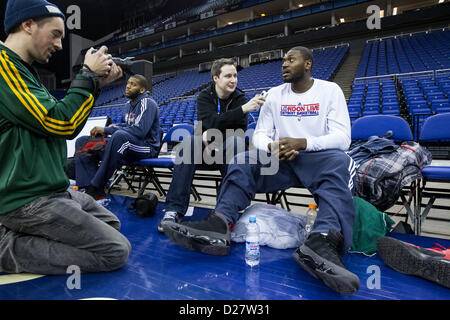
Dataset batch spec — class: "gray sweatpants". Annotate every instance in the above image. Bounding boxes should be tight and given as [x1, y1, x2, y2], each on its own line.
[0, 189, 131, 275]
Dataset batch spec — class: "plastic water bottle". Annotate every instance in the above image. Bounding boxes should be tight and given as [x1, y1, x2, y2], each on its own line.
[69, 179, 77, 189]
[305, 204, 318, 234]
[97, 198, 111, 207]
[245, 265, 260, 298]
[245, 215, 260, 267]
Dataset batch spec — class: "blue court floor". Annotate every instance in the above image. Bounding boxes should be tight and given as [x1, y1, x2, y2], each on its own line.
[0, 194, 449, 300]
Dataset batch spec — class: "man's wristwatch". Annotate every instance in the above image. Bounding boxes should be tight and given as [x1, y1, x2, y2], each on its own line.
[70, 65, 100, 96]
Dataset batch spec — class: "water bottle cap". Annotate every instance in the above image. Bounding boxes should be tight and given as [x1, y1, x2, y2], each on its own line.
[309, 204, 317, 209]
[249, 215, 256, 223]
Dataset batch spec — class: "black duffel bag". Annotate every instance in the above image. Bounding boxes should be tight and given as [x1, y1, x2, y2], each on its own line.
[131, 193, 158, 218]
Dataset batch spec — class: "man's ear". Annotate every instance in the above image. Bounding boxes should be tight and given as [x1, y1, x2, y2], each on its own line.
[212, 75, 219, 83]
[305, 60, 312, 72]
[21, 19, 35, 35]
[139, 87, 146, 94]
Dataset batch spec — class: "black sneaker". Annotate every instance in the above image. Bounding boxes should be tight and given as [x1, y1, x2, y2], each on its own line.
[293, 230, 360, 295]
[158, 211, 182, 233]
[377, 236, 450, 289]
[85, 185, 106, 200]
[164, 212, 231, 256]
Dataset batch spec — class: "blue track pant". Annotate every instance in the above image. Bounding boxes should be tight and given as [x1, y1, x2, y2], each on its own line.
[75, 130, 158, 189]
[215, 149, 357, 251]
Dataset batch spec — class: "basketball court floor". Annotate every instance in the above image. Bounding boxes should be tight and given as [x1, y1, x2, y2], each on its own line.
[1, 194, 449, 300]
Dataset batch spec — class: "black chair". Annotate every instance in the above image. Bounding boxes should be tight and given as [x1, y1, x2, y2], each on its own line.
[107, 125, 196, 197]
[131, 124, 195, 197]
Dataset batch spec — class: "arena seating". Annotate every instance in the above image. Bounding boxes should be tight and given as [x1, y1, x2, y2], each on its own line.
[238, 45, 348, 92]
[120, 0, 233, 38]
[95, 69, 206, 108]
[91, 45, 349, 132]
[347, 78, 400, 119]
[356, 29, 450, 78]
[89, 105, 122, 123]
[95, 82, 127, 106]
[152, 70, 211, 105]
[398, 72, 450, 137]
[91, 31, 448, 141]
[350, 28, 450, 138]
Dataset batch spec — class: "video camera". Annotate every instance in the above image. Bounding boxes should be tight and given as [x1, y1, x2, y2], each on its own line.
[90, 49, 153, 93]
[91, 49, 151, 76]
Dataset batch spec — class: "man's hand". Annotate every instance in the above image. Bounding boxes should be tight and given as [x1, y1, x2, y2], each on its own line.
[83, 46, 113, 76]
[279, 149, 299, 161]
[90, 126, 105, 137]
[269, 138, 306, 161]
[241, 94, 266, 113]
[99, 62, 123, 88]
[268, 140, 280, 158]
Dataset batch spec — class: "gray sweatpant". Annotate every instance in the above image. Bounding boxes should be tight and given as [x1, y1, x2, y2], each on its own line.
[0, 189, 131, 275]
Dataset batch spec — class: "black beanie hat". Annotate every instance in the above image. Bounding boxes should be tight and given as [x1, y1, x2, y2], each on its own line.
[4, 0, 66, 35]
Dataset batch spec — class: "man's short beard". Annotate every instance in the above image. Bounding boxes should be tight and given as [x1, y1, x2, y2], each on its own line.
[126, 92, 140, 100]
[283, 74, 302, 83]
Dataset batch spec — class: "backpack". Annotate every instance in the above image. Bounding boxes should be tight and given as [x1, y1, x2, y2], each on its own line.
[75, 136, 107, 155]
[129, 193, 159, 218]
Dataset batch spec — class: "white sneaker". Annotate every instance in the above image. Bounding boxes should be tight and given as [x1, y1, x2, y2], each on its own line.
[158, 211, 182, 233]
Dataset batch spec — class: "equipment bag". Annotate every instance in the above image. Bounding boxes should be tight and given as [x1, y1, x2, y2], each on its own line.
[130, 193, 158, 218]
[75, 136, 107, 155]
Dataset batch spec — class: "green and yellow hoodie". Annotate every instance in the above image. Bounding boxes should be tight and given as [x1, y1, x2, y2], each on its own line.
[0, 43, 98, 214]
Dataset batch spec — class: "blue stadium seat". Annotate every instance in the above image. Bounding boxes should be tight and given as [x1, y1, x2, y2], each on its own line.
[431, 99, 450, 112]
[130, 124, 195, 196]
[415, 113, 450, 234]
[351, 115, 413, 142]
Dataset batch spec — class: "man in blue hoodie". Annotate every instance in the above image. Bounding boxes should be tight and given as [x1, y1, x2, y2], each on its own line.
[75, 74, 161, 199]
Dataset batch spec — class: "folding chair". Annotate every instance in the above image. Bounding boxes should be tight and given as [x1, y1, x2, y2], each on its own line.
[415, 113, 450, 234]
[134, 124, 196, 197]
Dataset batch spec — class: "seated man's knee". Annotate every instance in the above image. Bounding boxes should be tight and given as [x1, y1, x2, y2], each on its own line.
[224, 136, 246, 164]
[331, 150, 352, 168]
[110, 130, 129, 143]
[101, 236, 131, 271]
[229, 150, 260, 167]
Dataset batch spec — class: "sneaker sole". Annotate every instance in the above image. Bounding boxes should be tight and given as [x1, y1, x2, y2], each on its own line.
[377, 237, 450, 289]
[158, 216, 182, 234]
[164, 221, 230, 256]
[293, 245, 360, 295]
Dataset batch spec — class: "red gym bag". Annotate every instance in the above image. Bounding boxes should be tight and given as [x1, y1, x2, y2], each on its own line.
[75, 137, 107, 155]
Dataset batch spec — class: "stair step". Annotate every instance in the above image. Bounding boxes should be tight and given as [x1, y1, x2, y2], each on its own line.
[332, 41, 367, 100]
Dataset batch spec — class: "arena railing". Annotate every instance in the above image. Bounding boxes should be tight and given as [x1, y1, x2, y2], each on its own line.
[354, 68, 450, 85]
[366, 26, 449, 43]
